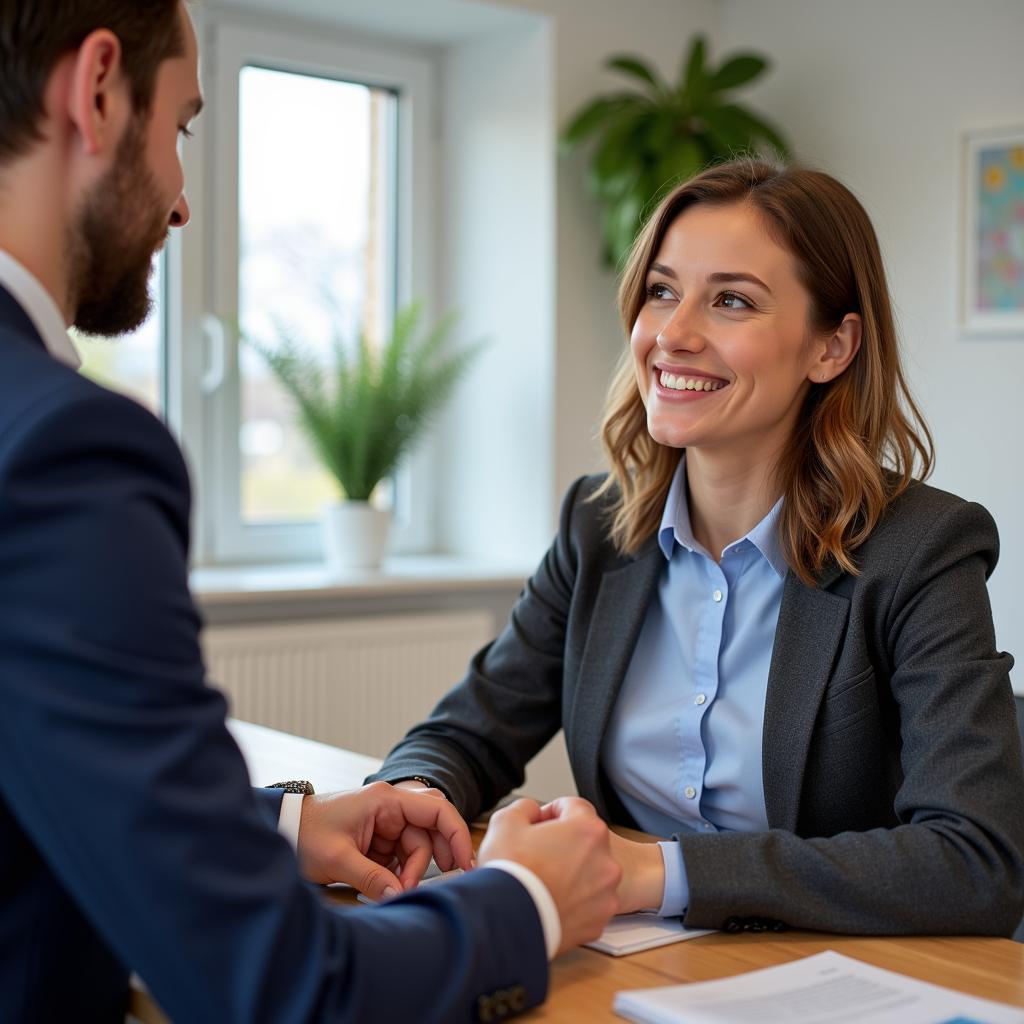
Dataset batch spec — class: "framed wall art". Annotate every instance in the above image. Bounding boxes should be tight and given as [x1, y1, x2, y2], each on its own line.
[960, 125, 1024, 335]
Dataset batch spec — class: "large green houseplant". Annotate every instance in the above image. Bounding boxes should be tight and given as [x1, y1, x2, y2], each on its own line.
[562, 36, 790, 266]
[246, 300, 481, 570]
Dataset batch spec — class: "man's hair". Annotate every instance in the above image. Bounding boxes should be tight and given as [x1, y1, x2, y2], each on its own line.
[0, 0, 184, 165]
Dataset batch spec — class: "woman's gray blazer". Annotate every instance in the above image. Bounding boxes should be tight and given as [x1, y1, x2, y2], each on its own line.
[371, 474, 1024, 936]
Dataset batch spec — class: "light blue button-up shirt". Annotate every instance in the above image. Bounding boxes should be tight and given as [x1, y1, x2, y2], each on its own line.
[601, 454, 788, 916]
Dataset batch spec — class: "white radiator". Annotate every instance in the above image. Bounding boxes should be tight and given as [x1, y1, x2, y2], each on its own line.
[203, 611, 494, 759]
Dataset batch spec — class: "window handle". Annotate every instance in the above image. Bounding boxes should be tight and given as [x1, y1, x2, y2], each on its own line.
[200, 314, 229, 394]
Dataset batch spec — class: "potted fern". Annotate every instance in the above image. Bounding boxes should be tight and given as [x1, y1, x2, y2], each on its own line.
[562, 35, 789, 266]
[246, 301, 481, 571]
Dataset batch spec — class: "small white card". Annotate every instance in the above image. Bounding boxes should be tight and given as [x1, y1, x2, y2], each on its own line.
[586, 912, 714, 956]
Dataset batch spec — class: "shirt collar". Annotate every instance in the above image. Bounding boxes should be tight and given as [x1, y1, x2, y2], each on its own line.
[657, 452, 789, 579]
[0, 249, 81, 370]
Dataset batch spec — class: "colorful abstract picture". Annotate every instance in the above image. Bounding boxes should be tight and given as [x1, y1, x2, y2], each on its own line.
[961, 126, 1024, 334]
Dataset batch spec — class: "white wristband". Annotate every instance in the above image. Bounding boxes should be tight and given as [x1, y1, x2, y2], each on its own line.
[481, 860, 561, 960]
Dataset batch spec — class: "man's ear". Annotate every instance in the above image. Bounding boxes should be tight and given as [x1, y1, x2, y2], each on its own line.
[65, 29, 130, 157]
[810, 313, 862, 384]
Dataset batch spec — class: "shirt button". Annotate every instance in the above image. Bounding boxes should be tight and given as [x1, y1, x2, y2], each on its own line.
[713, 589, 723, 602]
[695, 693, 706, 705]
[684, 786, 697, 799]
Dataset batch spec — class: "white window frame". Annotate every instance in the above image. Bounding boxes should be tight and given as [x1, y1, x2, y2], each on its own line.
[184, 12, 437, 565]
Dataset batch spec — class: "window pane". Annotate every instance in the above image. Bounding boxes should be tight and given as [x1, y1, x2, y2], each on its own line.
[238, 66, 395, 524]
[76, 256, 164, 413]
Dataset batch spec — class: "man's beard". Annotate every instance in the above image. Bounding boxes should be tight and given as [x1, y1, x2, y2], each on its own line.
[69, 117, 170, 338]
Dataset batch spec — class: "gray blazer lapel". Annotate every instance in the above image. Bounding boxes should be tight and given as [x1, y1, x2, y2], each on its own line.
[568, 540, 662, 816]
[763, 568, 848, 831]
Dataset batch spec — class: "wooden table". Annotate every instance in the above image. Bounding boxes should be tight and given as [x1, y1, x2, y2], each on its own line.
[130, 720, 1024, 1022]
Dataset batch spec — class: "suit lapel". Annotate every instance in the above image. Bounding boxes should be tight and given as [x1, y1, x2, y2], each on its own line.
[762, 567, 848, 831]
[568, 538, 663, 817]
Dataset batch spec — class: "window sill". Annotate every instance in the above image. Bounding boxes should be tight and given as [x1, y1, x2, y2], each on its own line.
[190, 555, 532, 607]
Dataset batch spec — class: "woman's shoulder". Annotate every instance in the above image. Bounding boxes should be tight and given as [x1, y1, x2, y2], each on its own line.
[882, 476, 995, 528]
[557, 473, 624, 553]
[569, 472, 615, 505]
[857, 476, 999, 573]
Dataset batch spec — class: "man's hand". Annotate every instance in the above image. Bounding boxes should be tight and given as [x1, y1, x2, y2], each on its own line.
[296, 781, 473, 900]
[478, 797, 621, 955]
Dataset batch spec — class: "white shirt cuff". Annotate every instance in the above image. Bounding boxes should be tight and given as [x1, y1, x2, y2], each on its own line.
[481, 860, 561, 960]
[277, 791, 304, 850]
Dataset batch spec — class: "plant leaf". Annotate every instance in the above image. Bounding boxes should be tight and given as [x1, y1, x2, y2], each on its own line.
[560, 94, 647, 152]
[654, 136, 707, 196]
[608, 188, 645, 269]
[700, 103, 754, 155]
[241, 301, 484, 500]
[707, 54, 768, 93]
[606, 54, 664, 94]
[589, 116, 649, 196]
[704, 102, 790, 158]
[682, 36, 708, 97]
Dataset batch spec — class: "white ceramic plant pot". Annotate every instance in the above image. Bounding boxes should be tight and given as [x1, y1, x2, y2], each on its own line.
[321, 501, 391, 572]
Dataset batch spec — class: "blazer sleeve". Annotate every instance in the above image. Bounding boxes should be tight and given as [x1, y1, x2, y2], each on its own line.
[676, 498, 1024, 936]
[0, 385, 548, 1022]
[367, 477, 587, 819]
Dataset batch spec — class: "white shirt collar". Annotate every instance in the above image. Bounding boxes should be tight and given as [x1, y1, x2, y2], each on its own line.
[0, 249, 81, 369]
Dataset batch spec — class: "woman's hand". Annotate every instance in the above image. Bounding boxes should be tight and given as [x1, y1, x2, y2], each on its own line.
[608, 831, 666, 915]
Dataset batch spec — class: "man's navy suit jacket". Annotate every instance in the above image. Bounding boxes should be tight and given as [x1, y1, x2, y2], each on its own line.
[0, 286, 547, 1023]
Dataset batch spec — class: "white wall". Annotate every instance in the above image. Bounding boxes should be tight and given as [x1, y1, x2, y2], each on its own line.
[717, 0, 1024, 691]
[436, 18, 557, 561]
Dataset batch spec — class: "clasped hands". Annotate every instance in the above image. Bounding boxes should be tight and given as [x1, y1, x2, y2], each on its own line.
[294, 782, 663, 953]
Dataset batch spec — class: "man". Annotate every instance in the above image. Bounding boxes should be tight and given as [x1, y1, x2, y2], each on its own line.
[0, 2, 620, 1021]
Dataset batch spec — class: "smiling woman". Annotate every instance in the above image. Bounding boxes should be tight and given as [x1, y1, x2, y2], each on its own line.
[603, 162, 930, 582]
[371, 158, 1024, 940]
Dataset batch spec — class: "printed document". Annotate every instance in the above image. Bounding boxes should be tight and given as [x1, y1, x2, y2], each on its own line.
[613, 949, 1024, 1023]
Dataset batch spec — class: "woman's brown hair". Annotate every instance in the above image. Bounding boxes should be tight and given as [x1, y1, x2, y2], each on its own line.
[598, 158, 933, 585]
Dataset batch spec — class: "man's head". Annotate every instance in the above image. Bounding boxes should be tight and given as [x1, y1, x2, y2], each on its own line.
[0, 2, 186, 167]
[0, 1, 202, 335]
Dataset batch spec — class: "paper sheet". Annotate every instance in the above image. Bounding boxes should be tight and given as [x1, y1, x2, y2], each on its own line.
[586, 913, 714, 956]
[613, 949, 1024, 1024]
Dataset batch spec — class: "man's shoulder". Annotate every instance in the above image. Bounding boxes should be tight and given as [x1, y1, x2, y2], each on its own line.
[0, 334, 182, 478]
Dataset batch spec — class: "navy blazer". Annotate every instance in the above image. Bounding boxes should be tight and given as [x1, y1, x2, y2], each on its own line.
[0, 286, 547, 1023]
[372, 472, 1024, 936]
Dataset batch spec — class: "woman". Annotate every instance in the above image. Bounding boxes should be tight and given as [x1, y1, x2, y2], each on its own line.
[370, 160, 1024, 935]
